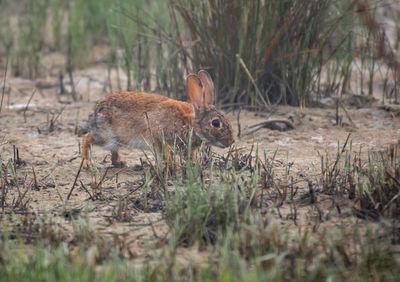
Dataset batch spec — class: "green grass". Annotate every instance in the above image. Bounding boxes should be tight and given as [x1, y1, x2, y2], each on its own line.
[0, 211, 398, 281]
[1, 142, 400, 281]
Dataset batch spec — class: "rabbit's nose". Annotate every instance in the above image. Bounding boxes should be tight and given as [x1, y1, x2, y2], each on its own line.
[221, 135, 235, 148]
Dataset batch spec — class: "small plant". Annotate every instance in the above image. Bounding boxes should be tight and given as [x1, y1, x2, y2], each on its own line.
[353, 143, 400, 220]
[152, 0, 369, 106]
[163, 147, 270, 247]
[319, 134, 352, 194]
[318, 137, 400, 221]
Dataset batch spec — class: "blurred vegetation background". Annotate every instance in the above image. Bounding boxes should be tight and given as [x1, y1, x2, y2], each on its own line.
[0, 0, 398, 107]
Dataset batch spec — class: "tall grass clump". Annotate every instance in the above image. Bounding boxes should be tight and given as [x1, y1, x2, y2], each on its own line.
[164, 173, 256, 247]
[319, 138, 400, 221]
[157, 142, 260, 247]
[160, 0, 363, 107]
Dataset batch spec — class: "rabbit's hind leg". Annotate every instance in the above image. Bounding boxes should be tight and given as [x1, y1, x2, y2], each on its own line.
[81, 133, 94, 168]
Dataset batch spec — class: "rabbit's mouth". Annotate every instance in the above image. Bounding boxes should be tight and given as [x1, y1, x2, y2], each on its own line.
[195, 132, 227, 149]
[212, 141, 226, 149]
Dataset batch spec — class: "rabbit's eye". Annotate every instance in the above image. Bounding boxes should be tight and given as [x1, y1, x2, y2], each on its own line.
[211, 119, 220, 128]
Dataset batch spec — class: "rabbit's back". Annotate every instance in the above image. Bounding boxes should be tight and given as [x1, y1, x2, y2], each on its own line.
[89, 91, 197, 149]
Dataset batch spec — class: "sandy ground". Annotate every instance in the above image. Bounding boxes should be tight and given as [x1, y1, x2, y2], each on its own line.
[1, 61, 399, 259]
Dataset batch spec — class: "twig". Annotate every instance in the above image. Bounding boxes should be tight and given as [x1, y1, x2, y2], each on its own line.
[66, 158, 84, 201]
[13, 145, 17, 167]
[17, 181, 32, 210]
[52, 105, 66, 125]
[31, 166, 38, 190]
[48, 106, 66, 132]
[0, 54, 9, 113]
[331, 133, 351, 173]
[59, 71, 65, 94]
[236, 107, 242, 138]
[1, 177, 6, 212]
[236, 54, 271, 109]
[241, 119, 295, 136]
[147, 215, 160, 239]
[94, 167, 110, 191]
[68, 155, 80, 162]
[79, 180, 93, 200]
[123, 181, 148, 198]
[340, 103, 356, 127]
[23, 89, 37, 123]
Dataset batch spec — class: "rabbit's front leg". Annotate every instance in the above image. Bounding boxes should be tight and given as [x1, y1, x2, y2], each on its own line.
[111, 150, 126, 168]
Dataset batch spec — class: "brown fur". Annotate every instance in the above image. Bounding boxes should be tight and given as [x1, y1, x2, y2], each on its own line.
[81, 70, 234, 167]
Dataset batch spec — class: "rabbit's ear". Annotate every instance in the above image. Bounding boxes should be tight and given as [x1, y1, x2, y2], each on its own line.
[198, 70, 214, 105]
[187, 74, 204, 109]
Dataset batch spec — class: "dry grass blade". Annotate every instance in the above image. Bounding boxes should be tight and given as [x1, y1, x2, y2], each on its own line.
[236, 107, 242, 138]
[79, 180, 93, 200]
[23, 89, 37, 123]
[31, 166, 38, 190]
[66, 158, 84, 201]
[237, 54, 271, 108]
[0, 54, 9, 113]
[381, 191, 400, 214]
[331, 133, 351, 173]
[1, 172, 7, 212]
[339, 102, 356, 128]
[93, 167, 110, 191]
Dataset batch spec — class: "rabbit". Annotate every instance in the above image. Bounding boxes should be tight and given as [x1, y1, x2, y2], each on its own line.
[81, 70, 234, 167]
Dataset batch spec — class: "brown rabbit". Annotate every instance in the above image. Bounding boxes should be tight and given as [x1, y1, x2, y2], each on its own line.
[81, 70, 234, 167]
